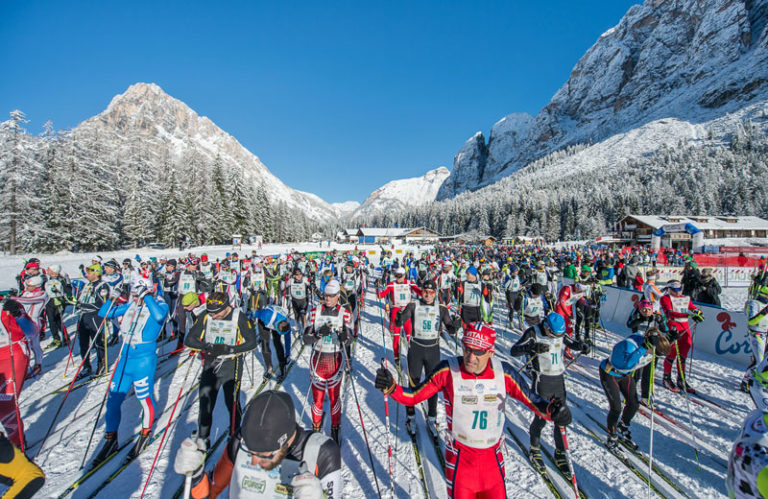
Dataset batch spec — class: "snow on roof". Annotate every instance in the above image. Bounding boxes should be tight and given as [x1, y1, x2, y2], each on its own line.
[357, 228, 412, 237]
[624, 215, 768, 231]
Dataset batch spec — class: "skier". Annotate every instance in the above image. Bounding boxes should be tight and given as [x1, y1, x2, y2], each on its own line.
[339, 260, 361, 320]
[251, 305, 291, 379]
[185, 291, 258, 446]
[599, 327, 670, 453]
[395, 280, 460, 437]
[287, 267, 310, 332]
[0, 299, 30, 448]
[175, 390, 342, 498]
[625, 299, 673, 404]
[44, 264, 72, 349]
[660, 280, 704, 392]
[742, 285, 768, 392]
[0, 431, 45, 498]
[509, 312, 589, 476]
[13, 275, 48, 375]
[303, 280, 353, 444]
[75, 263, 112, 378]
[174, 257, 211, 352]
[161, 259, 180, 340]
[503, 264, 523, 327]
[375, 322, 571, 498]
[437, 261, 456, 307]
[554, 281, 584, 345]
[246, 257, 268, 313]
[456, 266, 484, 325]
[90, 277, 170, 466]
[574, 265, 602, 344]
[520, 282, 549, 329]
[378, 267, 421, 362]
[101, 260, 125, 346]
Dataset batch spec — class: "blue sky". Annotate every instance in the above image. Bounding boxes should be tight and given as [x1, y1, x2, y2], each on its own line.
[0, 1, 637, 203]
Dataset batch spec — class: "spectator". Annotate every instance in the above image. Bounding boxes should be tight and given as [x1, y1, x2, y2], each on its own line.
[681, 260, 701, 299]
[697, 268, 722, 307]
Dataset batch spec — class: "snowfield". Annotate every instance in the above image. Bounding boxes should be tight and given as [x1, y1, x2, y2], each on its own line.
[2, 246, 747, 498]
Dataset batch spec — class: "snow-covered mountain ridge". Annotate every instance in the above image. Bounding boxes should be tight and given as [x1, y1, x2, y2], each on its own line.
[77, 82, 340, 222]
[349, 166, 450, 221]
[437, 0, 768, 199]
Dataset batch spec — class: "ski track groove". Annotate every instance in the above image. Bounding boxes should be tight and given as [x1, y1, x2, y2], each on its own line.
[15, 283, 742, 497]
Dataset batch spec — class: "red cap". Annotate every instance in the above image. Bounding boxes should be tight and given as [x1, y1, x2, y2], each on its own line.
[25, 261, 40, 270]
[462, 323, 497, 351]
[201, 254, 209, 262]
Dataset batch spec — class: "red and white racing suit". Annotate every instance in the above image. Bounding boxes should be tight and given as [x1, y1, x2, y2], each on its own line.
[661, 293, 699, 378]
[378, 279, 421, 359]
[391, 356, 551, 498]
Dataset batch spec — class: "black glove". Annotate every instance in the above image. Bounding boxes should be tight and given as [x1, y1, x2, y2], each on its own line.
[529, 342, 549, 355]
[277, 320, 290, 334]
[375, 366, 395, 394]
[451, 316, 462, 332]
[691, 310, 704, 323]
[548, 398, 571, 426]
[205, 343, 234, 357]
[2, 299, 22, 318]
[667, 329, 680, 342]
[644, 333, 661, 351]
[317, 324, 333, 337]
[576, 341, 590, 355]
[395, 310, 404, 325]
[338, 328, 349, 344]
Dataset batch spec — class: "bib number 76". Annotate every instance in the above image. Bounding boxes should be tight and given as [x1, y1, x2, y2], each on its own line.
[471, 410, 488, 430]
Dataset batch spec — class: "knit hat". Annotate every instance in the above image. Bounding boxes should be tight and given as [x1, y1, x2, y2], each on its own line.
[181, 292, 199, 308]
[85, 263, 103, 276]
[462, 322, 497, 351]
[241, 390, 298, 453]
[324, 280, 340, 296]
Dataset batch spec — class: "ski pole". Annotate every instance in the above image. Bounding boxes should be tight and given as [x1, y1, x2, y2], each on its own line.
[339, 344, 382, 498]
[675, 348, 702, 471]
[183, 474, 192, 499]
[688, 321, 697, 381]
[7, 339, 24, 452]
[80, 302, 143, 469]
[140, 356, 199, 498]
[648, 348, 656, 499]
[517, 354, 535, 374]
[559, 426, 579, 499]
[36, 328, 103, 457]
[564, 351, 584, 370]
[379, 357, 395, 498]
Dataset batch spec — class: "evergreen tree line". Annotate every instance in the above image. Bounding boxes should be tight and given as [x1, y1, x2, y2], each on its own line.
[0, 111, 320, 253]
[359, 120, 768, 241]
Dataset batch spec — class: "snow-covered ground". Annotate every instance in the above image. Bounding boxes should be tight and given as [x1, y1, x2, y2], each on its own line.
[2, 244, 749, 497]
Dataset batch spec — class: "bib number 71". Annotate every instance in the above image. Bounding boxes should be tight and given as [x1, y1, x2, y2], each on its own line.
[471, 410, 488, 430]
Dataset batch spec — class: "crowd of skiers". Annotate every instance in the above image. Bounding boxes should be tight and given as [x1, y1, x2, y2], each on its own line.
[1, 242, 767, 497]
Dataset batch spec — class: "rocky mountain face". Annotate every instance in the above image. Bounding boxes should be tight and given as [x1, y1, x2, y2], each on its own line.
[77, 82, 340, 222]
[437, 0, 768, 199]
[350, 166, 450, 221]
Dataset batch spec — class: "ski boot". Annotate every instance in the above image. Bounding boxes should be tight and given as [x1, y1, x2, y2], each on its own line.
[529, 446, 546, 474]
[663, 374, 679, 392]
[616, 422, 638, 452]
[405, 415, 416, 437]
[91, 432, 119, 468]
[77, 365, 93, 381]
[605, 433, 621, 454]
[554, 449, 571, 479]
[331, 426, 340, 446]
[127, 428, 153, 460]
[639, 397, 650, 408]
[677, 376, 695, 394]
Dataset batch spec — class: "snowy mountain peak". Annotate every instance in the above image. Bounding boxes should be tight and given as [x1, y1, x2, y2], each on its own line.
[351, 166, 450, 220]
[437, 0, 768, 199]
[80, 82, 338, 222]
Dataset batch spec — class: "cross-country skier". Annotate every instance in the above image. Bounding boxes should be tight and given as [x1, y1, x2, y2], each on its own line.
[90, 277, 170, 466]
[44, 264, 72, 349]
[437, 260, 456, 307]
[175, 390, 342, 498]
[185, 291, 258, 446]
[503, 264, 523, 327]
[378, 267, 421, 362]
[75, 263, 111, 378]
[375, 322, 571, 498]
[0, 299, 30, 448]
[13, 275, 48, 376]
[660, 280, 704, 392]
[509, 312, 589, 477]
[251, 305, 291, 379]
[302, 280, 353, 444]
[599, 327, 670, 453]
[395, 280, 460, 437]
[625, 298, 673, 404]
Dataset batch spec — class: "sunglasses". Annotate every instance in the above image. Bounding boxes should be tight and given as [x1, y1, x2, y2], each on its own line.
[464, 347, 490, 357]
[207, 297, 227, 307]
[423, 289, 436, 294]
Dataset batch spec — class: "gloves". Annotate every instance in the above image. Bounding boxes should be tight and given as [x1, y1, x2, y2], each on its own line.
[667, 328, 680, 342]
[548, 398, 571, 426]
[644, 333, 661, 351]
[173, 436, 206, 476]
[529, 342, 550, 355]
[337, 328, 350, 344]
[291, 464, 323, 499]
[375, 366, 396, 394]
[205, 343, 234, 357]
[317, 324, 333, 337]
[132, 284, 149, 301]
[2, 299, 23, 318]
[277, 320, 291, 334]
[690, 310, 704, 323]
[451, 316, 462, 332]
[576, 341, 590, 355]
[109, 287, 122, 300]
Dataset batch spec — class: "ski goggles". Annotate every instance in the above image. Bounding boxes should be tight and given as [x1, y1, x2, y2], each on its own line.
[206, 296, 229, 314]
[463, 346, 491, 357]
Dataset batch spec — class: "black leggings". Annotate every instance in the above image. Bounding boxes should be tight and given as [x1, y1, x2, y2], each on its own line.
[406, 341, 441, 417]
[197, 358, 242, 440]
[77, 314, 105, 370]
[529, 374, 566, 450]
[45, 300, 64, 342]
[599, 368, 638, 432]
[291, 298, 307, 330]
